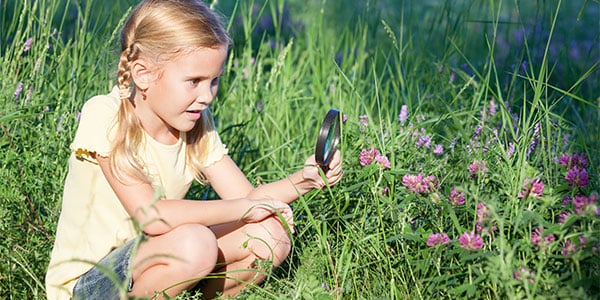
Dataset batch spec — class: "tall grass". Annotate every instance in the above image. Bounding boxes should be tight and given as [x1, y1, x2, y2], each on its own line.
[1, 0, 598, 299]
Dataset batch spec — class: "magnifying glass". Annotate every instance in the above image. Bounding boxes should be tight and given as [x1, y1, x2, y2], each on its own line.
[315, 108, 341, 170]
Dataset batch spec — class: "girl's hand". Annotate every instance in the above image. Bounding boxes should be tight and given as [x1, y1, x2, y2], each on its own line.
[302, 150, 343, 189]
[241, 199, 294, 232]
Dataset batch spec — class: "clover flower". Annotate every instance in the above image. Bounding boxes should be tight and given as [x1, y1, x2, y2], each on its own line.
[433, 144, 444, 155]
[449, 189, 465, 206]
[426, 233, 450, 247]
[468, 160, 487, 179]
[402, 173, 437, 194]
[513, 267, 535, 283]
[518, 178, 545, 199]
[359, 115, 368, 126]
[562, 240, 578, 256]
[531, 227, 555, 249]
[359, 148, 379, 166]
[558, 211, 571, 224]
[374, 154, 391, 169]
[559, 153, 588, 169]
[573, 194, 599, 215]
[565, 167, 588, 187]
[458, 231, 483, 251]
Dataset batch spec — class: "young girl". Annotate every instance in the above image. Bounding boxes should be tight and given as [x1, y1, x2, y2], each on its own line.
[45, 0, 342, 299]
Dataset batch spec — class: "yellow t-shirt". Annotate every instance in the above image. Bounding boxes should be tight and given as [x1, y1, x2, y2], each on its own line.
[45, 87, 227, 299]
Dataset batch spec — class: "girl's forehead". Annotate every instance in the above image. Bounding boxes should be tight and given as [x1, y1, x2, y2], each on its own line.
[162, 46, 227, 74]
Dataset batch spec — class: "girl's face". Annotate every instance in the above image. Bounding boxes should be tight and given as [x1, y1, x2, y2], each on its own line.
[136, 45, 228, 144]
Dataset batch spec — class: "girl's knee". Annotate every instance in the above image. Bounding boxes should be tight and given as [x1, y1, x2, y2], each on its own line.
[170, 224, 218, 274]
[247, 217, 291, 265]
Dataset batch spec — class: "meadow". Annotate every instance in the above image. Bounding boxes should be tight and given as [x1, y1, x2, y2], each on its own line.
[1, 0, 598, 299]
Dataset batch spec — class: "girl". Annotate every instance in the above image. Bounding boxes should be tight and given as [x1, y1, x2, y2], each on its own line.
[45, 0, 342, 299]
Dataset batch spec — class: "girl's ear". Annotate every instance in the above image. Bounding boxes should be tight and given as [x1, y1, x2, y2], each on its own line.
[130, 59, 154, 90]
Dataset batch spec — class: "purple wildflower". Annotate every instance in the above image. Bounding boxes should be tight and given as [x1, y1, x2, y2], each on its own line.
[449, 189, 465, 206]
[342, 114, 348, 123]
[399, 105, 408, 125]
[518, 178, 545, 199]
[23, 37, 33, 52]
[565, 167, 588, 187]
[473, 125, 483, 140]
[558, 211, 571, 224]
[559, 153, 589, 169]
[359, 115, 368, 126]
[507, 142, 515, 158]
[458, 231, 484, 251]
[531, 227, 555, 249]
[14, 82, 24, 100]
[513, 267, 535, 283]
[562, 240, 578, 256]
[426, 233, 450, 247]
[416, 135, 431, 148]
[573, 194, 599, 215]
[489, 100, 497, 116]
[433, 144, 444, 155]
[468, 160, 488, 179]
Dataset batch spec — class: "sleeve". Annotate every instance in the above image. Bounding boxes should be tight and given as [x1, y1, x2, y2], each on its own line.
[202, 129, 229, 168]
[70, 94, 119, 163]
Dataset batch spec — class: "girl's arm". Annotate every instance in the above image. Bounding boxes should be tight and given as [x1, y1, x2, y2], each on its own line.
[96, 155, 290, 236]
[204, 151, 343, 204]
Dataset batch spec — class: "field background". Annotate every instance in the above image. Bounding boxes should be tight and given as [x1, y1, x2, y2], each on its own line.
[1, 0, 598, 299]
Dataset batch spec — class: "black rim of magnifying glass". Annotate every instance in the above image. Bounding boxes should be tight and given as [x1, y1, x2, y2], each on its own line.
[315, 109, 341, 168]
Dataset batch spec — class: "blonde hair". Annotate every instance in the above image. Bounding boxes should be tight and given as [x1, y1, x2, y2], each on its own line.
[113, 0, 230, 184]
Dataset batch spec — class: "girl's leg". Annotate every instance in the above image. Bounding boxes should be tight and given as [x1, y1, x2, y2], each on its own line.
[201, 215, 292, 298]
[129, 223, 219, 299]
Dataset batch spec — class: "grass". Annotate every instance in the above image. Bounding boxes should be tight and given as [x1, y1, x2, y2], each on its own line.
[1, 0, 598, 299]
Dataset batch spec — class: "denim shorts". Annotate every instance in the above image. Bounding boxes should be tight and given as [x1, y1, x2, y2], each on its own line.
[72, 237, 141, 300]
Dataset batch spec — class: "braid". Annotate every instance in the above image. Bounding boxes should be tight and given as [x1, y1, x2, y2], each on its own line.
[117, 47, 133, 100]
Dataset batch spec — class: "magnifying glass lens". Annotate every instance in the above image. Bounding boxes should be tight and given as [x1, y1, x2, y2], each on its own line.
[315, 109, 341, 168]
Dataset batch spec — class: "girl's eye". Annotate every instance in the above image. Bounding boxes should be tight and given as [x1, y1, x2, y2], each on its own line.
[211, 77, 220, 86]
[190, 79, 200, 86]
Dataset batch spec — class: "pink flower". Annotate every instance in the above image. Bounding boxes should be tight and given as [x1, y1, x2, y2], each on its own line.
[433, 144, 444, 155]
[559, 153, 589, 169]
[458, 231, 484, 251]
[565, 167, 588, 187]
[518, 178, 545, 199]
[573, 194, 599, 215]
[374, 154, 391, 169]
[359, 148, 379, 166]
[426, 233, 450, 247]
[562, 240, 578, 256]
[468, 160, 488, 179]
[398, 105, 408, 125]
[489, 100, 497, 116]
[513, 267, 535, 283]
[416, 135, 431, 148]
[23, 37, 33, 52]
[531, 227, 555, 249]
[402, 173, 438, 194]
[558, 212, 571, 224]
[449, 189, 465, 206]
[359, 115, 368, 126]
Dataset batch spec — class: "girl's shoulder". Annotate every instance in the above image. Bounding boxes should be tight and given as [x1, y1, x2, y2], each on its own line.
[80, 86, 121, 115]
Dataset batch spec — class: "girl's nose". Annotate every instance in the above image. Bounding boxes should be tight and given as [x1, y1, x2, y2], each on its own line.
[196, 85, 214, 105]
